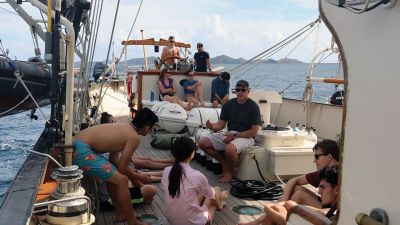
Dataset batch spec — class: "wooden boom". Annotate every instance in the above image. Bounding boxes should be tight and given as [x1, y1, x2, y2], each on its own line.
[121, 38, 191, 48]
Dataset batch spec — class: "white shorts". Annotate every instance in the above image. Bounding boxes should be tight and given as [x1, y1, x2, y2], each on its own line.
[206, 132, 255, 154]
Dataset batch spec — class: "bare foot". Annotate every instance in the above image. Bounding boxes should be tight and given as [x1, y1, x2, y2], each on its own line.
[185, 102, 192, 111]
[219, 173, 233, 183]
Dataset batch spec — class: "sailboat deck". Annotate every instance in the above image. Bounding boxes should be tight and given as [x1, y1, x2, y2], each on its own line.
[94, 135, 273, 225]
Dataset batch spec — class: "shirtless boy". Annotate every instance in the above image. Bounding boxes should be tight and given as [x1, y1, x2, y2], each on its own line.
[73, 108, 158, 225]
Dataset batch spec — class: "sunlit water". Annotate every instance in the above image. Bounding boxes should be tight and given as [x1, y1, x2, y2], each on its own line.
[0, 63, 341, 205]
[0, 106, 50, 205]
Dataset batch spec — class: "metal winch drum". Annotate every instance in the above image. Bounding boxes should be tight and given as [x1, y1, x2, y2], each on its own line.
[46, 165, 94, 225]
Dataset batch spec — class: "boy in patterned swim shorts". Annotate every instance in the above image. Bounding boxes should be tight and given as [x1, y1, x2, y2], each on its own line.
[73, 108, 158, 225]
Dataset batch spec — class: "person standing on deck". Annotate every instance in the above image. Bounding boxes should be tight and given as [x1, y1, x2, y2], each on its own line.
[73, 108, 158, 225]
[211, 72, 230, 108]
[198, 80, 261, 182]
[194, 43, 212, 72]
[161, 36, 180, 68]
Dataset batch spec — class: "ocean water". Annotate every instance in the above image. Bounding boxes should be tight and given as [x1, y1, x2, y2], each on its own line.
[0, 63, 341, 205]
[0, 106, 50, 205]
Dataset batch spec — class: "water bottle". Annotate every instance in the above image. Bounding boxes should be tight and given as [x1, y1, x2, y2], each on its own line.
[306, 127, 318, 142]
[286, 121, 293, 131]
[293, 123, 300, 135]
[150, 91, 154, 102]
[300, 125, 307, 135]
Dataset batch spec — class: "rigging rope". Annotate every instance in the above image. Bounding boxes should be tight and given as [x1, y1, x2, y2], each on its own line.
[13, 71, 49, 123]
[117, 0, 144, 61]
[0, 94, 29, 116]
[89, 0, 144, 125]
[228, 18, 320, 74]
[239, 23, 320, 85]
[325, 0, 389, 14]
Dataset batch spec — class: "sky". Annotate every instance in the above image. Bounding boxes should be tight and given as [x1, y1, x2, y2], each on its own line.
[0, 0, 338, 63]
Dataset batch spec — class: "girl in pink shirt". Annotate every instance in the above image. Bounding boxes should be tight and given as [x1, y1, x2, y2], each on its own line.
[161, 137, 222, 225]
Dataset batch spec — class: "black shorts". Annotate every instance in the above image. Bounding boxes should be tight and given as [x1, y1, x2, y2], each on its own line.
[211, 96, 221, 103]
[129, 187, 144, 204]
[159, 93, 174, 101]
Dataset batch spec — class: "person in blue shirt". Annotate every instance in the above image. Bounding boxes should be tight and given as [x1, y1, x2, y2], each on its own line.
[182, 70, 204, 107]
[211, 72, 230, 108]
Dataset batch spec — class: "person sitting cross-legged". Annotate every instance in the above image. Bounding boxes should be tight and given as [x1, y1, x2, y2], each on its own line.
[198, 80, 261, 182]
[161, 137, 229, 225]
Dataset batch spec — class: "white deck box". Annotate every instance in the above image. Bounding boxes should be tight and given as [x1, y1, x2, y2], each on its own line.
[236, 141, 316, 181]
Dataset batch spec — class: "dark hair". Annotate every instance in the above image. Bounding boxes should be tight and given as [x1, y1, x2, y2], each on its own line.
[313, 139, 339, 161]
[100, 112, 112, 124]
[131, 108, 158, 129]
[319, 165, 339, 187]
[221, 71, 230, 81]
[168, 137, 196, 198]
[184, 69, 194, 76]
[159, 68, 170, 79]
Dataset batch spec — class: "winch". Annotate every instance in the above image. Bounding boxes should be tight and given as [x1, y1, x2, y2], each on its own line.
[43, 165, 94, 225]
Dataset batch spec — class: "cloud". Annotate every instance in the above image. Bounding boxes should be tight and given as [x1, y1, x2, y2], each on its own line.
[0, 0, 335, 63]
[289, 0, 318, 9]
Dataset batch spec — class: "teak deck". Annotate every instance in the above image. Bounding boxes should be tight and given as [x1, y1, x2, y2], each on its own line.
[94, 135, 274, 225]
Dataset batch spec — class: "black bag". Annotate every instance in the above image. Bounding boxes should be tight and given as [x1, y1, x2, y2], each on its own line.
[150, 133, 187, 150]
[330, 90, 344, 105]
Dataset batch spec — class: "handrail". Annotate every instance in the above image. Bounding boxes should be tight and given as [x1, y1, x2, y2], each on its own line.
[29, 0, 75, 166]
[34, 196, 92, 223]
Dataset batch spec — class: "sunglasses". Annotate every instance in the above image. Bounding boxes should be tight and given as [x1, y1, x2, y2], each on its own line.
[169, 41, 175, 43]
[314, 153, 328, 160]
[235, 88, 248, 93]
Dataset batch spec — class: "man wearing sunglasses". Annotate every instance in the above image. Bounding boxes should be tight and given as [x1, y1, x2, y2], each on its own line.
[279, 139, 339, 207]
[161, 36, 180, 67]
[240, 139, 339, 225]
[199, 80, 261, 182]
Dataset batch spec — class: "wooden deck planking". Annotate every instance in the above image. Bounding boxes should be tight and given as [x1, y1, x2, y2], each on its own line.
[95, 135, 274, 225]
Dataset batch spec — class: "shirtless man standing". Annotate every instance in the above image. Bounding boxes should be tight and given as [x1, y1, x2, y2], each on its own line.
[73, 108, 158, 225]
[161, 36, 180, 67]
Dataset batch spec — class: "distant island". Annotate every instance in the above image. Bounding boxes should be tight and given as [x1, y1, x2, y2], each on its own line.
[75, 55, 303, 67]
[211, 55, 303, 64]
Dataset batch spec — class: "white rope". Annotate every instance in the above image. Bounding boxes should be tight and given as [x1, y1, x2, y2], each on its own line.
[14, 71, 50, 124]
[22, 148, 63, 168]
[0, 94, 29, 116]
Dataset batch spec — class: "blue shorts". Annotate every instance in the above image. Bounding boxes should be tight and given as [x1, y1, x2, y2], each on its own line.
[73, 140, 117, 181]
